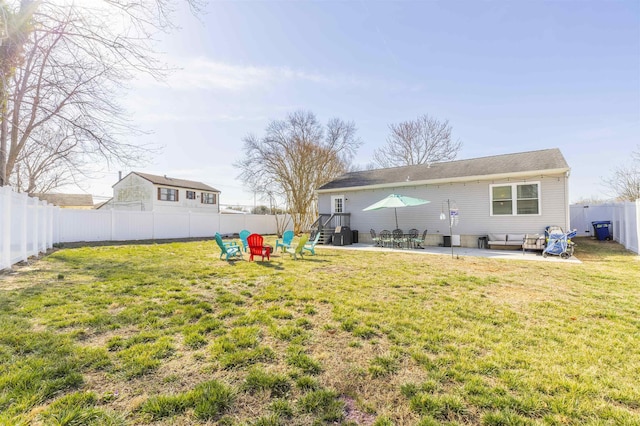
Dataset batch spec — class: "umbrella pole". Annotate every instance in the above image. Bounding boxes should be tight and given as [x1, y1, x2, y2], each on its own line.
[394, 208, 398, 229]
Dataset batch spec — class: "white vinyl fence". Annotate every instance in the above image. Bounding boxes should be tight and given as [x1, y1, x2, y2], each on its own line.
[570, 200, 640, 254]
[1, 187, 56, 271]
[1, 187, 291, 270]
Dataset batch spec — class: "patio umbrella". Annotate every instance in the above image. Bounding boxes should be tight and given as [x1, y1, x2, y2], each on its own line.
[362, 194, 430, 229]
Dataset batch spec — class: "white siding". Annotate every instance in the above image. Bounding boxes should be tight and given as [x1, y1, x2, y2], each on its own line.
[318, 173, 569, 244]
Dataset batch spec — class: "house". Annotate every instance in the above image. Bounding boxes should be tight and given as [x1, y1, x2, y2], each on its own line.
[316, 148, 570, 247]
[106, 172, 221, 213]
[32, 193, 94, 209]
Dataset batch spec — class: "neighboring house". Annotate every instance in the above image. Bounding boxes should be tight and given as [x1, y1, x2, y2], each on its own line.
[107, 172, 221, 213]
[32, 193, 94, 209]
[316, 148, 570, 247]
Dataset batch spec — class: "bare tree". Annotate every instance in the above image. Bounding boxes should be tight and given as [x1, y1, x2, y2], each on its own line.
[372, 114, 462, 168]
[237, 110, 361, 234]
[0, 0, 204, 189]
[1, 0, 38, 186]
[603, 146, 640, 201]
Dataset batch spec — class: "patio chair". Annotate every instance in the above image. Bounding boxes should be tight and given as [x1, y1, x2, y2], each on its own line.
[303, 231, 321, 255]
[370, 229, 382, 247]
[287, 234, 309, 260]
[215, 233, 242, 260]
[407, 228, 419, 248]
[275, 230, 294, 252]
[215, 232, 240, 249]
[392, 229, 407, 248]
[413, 229, 427, 248]
[247, 233, 272, 261]
[379, 230, 393, 247]
[239, 229, 251, 252]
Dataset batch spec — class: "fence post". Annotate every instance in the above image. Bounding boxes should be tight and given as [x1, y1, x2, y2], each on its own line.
[1, 186, 12, 269]
[35, 199, 41, 254]
[47, 204, 54, 248]
[20, 192, 28, 262]
[636, 200, 640, 254]
[40, 200, 46, 252]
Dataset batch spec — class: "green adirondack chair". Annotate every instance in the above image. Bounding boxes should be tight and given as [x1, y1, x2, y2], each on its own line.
[302, 231, 321, 255]
[215, 233, 242, 260]
[286, 234, 309, 260]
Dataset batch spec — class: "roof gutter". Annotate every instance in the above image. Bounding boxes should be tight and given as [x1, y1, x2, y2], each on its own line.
[316, 168, 570, 194]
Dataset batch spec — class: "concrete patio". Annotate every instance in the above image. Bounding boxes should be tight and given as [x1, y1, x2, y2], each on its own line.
[315, 243, 582, 263]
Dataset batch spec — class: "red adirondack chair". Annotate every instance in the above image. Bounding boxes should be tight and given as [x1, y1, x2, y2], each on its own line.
[247, 233, 272, 261]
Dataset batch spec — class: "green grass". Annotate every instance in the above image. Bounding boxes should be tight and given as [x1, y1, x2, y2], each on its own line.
[0, 237, 638, 424]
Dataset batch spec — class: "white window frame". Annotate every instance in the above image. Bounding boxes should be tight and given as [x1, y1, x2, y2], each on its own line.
[489, 182, 541, 216]
[331, 195, 344, 214]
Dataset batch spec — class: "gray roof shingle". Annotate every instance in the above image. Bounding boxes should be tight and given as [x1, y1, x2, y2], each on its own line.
[319, 148, 569, 191]
[127, 172, 220, 192]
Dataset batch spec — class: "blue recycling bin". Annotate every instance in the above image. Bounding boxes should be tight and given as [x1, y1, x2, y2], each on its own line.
[591, 221, 612, 241]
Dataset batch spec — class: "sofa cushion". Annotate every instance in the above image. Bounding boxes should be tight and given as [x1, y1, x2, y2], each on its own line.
[508, 233, 525, 242]
[488, 233, 507, 242]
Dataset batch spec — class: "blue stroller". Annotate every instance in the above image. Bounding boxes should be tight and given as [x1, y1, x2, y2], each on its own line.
[543, 228, 577, 259]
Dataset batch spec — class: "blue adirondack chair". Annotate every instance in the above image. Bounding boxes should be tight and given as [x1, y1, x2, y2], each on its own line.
[239, 230, 251, 252]
[303, 231, 321, 255]
[275, 230, 294, 252]
[215, 233, 242, 260]
[286, 234, 309, 260]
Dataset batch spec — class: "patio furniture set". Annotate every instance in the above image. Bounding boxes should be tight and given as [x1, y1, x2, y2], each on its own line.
[214, 231, 320, 261]
[370, 228, 428, 249]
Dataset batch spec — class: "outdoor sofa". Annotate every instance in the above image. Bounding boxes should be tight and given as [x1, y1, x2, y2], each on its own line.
[487, 233, 546, 253]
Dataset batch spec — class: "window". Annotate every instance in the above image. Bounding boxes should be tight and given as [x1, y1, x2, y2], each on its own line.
[201, 192, 216, 204]
[186, 190, 196, 200]
[491, 186, 512, 215]
[490, 182, 540, 215]
[158, 187, 178, 201]
[516, 184, 539, 214]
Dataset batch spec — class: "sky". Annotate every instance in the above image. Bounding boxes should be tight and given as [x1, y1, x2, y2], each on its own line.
[65, 0, 640, 207]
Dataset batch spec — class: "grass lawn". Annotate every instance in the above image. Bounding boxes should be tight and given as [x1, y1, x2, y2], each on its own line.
[0, 237, 638, 425]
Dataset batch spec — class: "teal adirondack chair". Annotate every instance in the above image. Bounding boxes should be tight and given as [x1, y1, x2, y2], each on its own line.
[215, 232, 239, 248]
[239, 230, 251, 252]
[286, 234, 309, 260]
[302, 231, 321, 255]
[275, 230, 294, 252]
[215, 233, 242, 260]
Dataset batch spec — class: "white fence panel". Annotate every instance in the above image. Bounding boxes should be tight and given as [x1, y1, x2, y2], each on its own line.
[219, 214, 246, 235]
[1, 187, 57, 271]
[54, 210, 291, 242]
[245, 214, 280, 235]
[58, 210, 112, 242]
[153, 212, 190, 239]
[113, 211, 154, 241]
[190, 212, 217, 238]
[570, 201, 639, 254]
